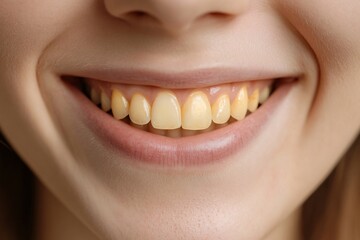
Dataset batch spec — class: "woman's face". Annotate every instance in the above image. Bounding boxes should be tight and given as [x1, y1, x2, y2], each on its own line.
[1, 0, 359, 239]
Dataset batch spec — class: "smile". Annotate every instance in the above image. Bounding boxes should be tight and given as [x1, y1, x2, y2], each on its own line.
[63, 69, 297, 167]
[84, 78, 273, 136]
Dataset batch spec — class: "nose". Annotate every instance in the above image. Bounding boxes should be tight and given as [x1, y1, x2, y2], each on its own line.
[103, 0, 246, 34]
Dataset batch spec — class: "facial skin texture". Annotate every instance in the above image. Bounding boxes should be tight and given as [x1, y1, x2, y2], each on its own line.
[0, 0, 360, 239]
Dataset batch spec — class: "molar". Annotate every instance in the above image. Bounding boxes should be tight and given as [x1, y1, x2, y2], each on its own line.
[248, 89, 260, 112]
[100, 91, 111, 112]
[259, 87, 270, 104]
[90, 88, 101, 105]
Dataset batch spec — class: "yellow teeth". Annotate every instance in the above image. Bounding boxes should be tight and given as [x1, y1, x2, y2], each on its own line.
[231, 87, 248, 120]
[90, 88, 101, 105]
[111, 90, 129, 120]
[259, 87, 270, 104]
[91, 84, 273, 133]
[151, 92, 181, 130]
[129, 94, 151, 125]
[182, 91, 212, 130]
[212, 94, 231, 124]
[101, 91, 111, 112]
[166, 128, 182, 138]
[248, 89, 259, 113]
[149, 124, 166, 136]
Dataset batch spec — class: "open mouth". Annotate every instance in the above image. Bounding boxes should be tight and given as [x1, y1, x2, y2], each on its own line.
[62, 74, 297, 166]
[66, 77, 287, 137]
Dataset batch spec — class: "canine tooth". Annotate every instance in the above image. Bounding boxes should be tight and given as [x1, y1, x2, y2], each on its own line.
[111, 90, 129, 120]
[182, 91, 212, 130]
[231, 87, 248, 120]
[212, 94, 231, 124]
[90, 88, 101, 105]
[248, 89, 259, 112]
[129, 94, 151, 125]
[101, 91, 111, 112]
[259, 87, 270, 104]
[151, 92, 181, 130]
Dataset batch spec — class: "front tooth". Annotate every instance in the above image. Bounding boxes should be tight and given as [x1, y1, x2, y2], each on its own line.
[111, 90, 129, 120]
[212, 94, 231, 124]
[101, 91, 111, 112]
[90, 88, 101, 105]
[231, 87, 248, 120]
[248, 89, 259, 112]
[129, 94, 151, 125]
[182, 91, 212, 130]
[259, 87, 270, 104]
[151, 92, 181, 130]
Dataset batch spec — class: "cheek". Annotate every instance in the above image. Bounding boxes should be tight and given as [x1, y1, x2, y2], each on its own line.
[277, 0, 360, 198]
[0, 1, 94, 168]
[0, 1, 94, 61]
[275, 0, 360, 71]
[0, 0, 94, 127]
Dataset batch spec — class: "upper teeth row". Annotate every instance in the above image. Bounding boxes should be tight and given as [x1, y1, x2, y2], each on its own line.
[89, 86, 271, 130]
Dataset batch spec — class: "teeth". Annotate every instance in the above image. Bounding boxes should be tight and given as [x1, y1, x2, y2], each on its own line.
[131, 122, 149, 131]
[231, 87, 248, 120]
[182, 91, 212, 130]
[151, 91, 181, 130]
[166, 128, 182, 138]
[88, 83, 273, 134]
[111, 90, 129, 120]
[248, 89, 259, 113]
[90, 88, 101, 105]
[212, 94, 231, 124]
[129, 94, 151, 125]
[200, 123, 215, 134]
[149, 124, 166, 136]
[259, 87, 270, 104]
[100, 91, 111, 112]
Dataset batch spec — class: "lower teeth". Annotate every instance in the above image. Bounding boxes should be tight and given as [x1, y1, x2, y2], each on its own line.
[107, 112, 252, 138]
[76, 77, 275, 137]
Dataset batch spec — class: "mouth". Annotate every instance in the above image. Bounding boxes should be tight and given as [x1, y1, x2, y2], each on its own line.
[62, 71, 297, 167]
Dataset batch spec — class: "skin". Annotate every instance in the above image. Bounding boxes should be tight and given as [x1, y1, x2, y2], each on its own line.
[0, 0, 360, 239]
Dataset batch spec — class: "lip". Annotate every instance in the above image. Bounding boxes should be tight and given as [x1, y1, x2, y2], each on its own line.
[63, 66, 300, 89]
[64, 75, 295, 167]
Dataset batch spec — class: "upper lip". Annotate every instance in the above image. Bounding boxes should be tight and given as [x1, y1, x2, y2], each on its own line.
[64, 66, 301, 89]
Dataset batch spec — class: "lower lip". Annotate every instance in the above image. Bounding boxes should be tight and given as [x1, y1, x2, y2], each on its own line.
[66, 80, 293, 167]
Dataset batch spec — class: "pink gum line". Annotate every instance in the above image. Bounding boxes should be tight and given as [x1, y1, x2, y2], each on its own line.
[85, 78, 274, 105]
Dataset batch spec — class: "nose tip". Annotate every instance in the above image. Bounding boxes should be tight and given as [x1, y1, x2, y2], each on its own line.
[104, 0, 246, 34]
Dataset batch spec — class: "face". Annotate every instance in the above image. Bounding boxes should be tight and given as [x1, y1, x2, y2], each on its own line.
[1, 0, 359, 239]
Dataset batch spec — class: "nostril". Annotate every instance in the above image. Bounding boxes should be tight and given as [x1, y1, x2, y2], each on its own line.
[205, 11, 235, 21]
[209, 12, 231, 18]
[195, 11, 234, 24]
[130, 10, 147, 18]
[123, 10, 160, 25]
